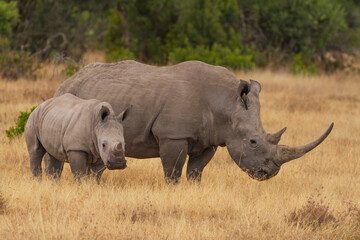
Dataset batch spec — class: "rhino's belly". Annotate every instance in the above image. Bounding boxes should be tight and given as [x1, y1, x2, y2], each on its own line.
[124, 142, 160, 159]
[40, 139, 67, 162]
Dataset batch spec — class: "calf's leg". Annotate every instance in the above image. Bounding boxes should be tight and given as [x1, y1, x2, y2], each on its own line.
[159, 139, 188, 184]
[44, 153, 64, 180]
[90, 161, 106, 184]
[25, 130, 46, 178]
[67, 151, 90, 182]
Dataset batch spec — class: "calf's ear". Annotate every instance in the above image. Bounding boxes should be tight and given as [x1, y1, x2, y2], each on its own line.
[99, 105, 110, 122]
[250, 79, 261, 97]
[117, 106, 132, 122]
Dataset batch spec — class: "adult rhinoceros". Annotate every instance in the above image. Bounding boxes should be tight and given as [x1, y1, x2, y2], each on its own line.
[46, 60, 333, 183]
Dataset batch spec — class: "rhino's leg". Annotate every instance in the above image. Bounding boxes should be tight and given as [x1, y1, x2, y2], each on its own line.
[159, 139, 188, 184]
[90, 161, 106, 184]
[44, 153, 64, 180]
[67, 151, 90, 182]
[186, 147, 217, 182]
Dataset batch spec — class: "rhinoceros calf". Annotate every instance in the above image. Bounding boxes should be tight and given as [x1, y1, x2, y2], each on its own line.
[25, 93, 129, 181]
[48, 60, 333, 183]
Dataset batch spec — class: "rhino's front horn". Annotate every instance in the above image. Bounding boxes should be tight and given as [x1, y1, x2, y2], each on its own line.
[275, 123, 334, 165]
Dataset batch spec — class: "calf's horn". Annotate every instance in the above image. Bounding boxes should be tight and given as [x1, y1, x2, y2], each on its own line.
[115, 143, 123, 152]
[275, 123, 334, 165]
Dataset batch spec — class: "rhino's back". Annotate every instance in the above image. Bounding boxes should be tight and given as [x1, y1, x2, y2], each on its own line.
[56, 60, 237, 96]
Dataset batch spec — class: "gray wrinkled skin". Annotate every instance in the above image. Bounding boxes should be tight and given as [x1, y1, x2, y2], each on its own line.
[49, 60, 333, 183]
[25, 93, 128, 182]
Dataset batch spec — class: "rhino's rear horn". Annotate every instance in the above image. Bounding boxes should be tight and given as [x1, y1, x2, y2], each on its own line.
[266, 127, 287, 145]
[275, 123, 334, 165]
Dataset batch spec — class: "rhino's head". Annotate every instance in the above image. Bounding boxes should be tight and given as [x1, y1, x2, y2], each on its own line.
[225, 80, 333, 181]
[95, 104, 130, 170]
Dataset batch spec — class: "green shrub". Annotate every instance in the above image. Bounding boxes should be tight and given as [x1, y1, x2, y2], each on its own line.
[6, 106, 36, 140]
[106, 47, 135, 62]
[255, 0, 347, 56]
[63, 58, 82, 77]
[0, 1, 38, 80]
[169, 43, 256, 70]
[0, 46, 39, 80]
[289, 53, 318, 75]
[0, 1, 19, 37]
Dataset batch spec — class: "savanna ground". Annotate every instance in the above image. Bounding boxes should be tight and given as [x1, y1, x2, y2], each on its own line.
[0, 52, 359, 239]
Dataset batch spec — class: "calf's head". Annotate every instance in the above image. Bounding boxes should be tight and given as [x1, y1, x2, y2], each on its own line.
[95, 104, 130, 170]
[226, 80, 333, 181]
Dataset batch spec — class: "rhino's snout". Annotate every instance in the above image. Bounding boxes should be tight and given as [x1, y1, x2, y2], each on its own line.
[103, 143, 127, 170]
[246, 167, 280, 181]
[107, 158, 127, 170]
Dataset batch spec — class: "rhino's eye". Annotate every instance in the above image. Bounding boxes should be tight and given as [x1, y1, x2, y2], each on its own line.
[250, 139, 257, 145]
[102, 143, 106, 148]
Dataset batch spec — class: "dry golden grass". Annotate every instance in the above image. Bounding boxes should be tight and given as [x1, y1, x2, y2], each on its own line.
[0, 52, 359, 239]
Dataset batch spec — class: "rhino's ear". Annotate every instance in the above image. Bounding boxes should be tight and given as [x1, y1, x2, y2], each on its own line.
[117, 105, 132, 122]
[250, 79, 261, 96]
[99, 105, 110, 122]
[238, 80, 250, 110]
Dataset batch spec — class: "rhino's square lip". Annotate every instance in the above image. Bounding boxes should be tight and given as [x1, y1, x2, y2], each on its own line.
[106, 162, 127, 170]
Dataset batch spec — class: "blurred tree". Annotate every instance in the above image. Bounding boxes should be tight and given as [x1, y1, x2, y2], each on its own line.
[106, 0, 258, 69]
[106, 0, 178, 63]
[0, 1, 19, 37]
[253, 0, 347, 55]
[335, 0, 360, 49]
[1, 0, 360, 78]
[13, 0, 116, 60]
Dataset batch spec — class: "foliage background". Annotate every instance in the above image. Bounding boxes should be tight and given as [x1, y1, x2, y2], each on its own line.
[1, 0, 360, 79]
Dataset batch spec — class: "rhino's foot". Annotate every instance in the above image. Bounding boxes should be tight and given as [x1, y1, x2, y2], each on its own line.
[164, 176, 181, 185]
[186, 171, 202, 183]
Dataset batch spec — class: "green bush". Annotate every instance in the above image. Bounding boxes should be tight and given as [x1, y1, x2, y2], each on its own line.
[0, 1, 19, 37]
[289, 53, 318, 75]
[1, 0, 359, 74]
[0, 47, 39, 80]
[169, 43, 256, 70]
[254, 0, 347, 55]
[106, 47, 135, 62]
[6, 106, 36, 140]
[0, 1, 37, 80]
[104, 0, 360, 72]
[63, 58, 82, 77]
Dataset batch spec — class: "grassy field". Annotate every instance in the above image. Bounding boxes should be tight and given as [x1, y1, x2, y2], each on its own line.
[0, 52, 359, 239]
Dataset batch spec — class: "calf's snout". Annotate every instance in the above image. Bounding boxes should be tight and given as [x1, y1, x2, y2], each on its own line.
[106, 153, 127, 170]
